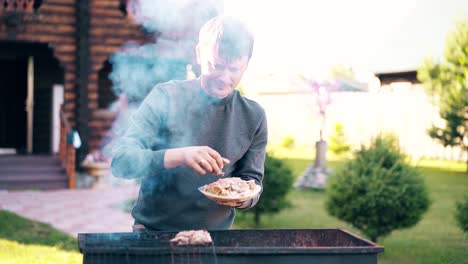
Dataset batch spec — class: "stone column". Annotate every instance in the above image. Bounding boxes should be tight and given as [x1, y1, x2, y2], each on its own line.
[294, 140, 332, 189]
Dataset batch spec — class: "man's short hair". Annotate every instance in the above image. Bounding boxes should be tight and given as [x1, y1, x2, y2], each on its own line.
[198, 16, 254, 61]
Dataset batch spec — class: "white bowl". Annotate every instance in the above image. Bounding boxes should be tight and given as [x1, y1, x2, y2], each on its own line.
[198, 184, 262, 203]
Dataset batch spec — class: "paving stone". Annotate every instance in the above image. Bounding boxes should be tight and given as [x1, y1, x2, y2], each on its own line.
[0, 184, 139, 238]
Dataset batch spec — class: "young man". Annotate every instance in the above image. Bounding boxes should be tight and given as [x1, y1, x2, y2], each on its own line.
[111, 16, 268, 231]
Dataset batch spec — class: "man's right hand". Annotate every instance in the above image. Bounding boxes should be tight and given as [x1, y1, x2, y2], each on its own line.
[164, 146, 229, 175]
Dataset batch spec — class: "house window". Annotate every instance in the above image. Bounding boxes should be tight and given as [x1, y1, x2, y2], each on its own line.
[98, 60, 118, 109]
[0, 0, 42, 14]
[118, 0, 127, 16]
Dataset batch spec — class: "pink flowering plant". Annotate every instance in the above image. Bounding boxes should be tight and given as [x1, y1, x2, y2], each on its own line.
[307, 80, 340, 140]
[82, 150, 111, 165]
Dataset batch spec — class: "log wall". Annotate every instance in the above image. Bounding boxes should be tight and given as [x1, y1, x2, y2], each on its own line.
[0, 0, 152, 153]
[87, 0, 152, 151]
[0, 0, 79, 126]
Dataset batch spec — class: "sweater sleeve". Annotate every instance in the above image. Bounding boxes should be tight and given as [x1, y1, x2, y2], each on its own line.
[233, 111, 268, 209]
[111, 87, 168, 179]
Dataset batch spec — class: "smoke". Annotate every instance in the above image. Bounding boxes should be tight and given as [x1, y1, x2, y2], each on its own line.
[100, 0, 224, 186]
[109, 0, 225, 104]
[128, 0, 223, 37]
[108, 43, 189, 104]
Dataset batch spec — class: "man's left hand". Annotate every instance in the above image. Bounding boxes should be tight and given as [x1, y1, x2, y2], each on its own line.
[216, 199, 250, 208]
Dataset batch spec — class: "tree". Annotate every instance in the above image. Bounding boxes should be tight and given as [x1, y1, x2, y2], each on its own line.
[325, 134, 430, 242]
[417, 21, 468, 172]
[329, 123, 351, 156]
[455, 196, 468, 233]
[247, 153, 294, 227]
[281, 135, 295, 149]
[329, 64, 356, 81]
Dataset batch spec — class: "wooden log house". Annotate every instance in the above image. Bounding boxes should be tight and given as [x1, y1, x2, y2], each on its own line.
[0, 0, 220, 190]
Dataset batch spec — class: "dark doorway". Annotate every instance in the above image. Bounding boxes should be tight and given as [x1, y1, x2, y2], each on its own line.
[0, 42, 64, 154]
[0, 57, 27, 152]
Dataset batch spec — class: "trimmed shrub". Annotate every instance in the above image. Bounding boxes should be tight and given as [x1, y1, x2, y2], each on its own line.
[325, 134, 430, 242]
[247, 153, 294, 226]
[329, 123, 351, 155]
[281, 136, 295, 149]
[455, 196, 468, 233]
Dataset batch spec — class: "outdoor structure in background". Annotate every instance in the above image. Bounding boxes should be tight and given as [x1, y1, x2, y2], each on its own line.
[294, 80, 334, 189]
[377, 70, 466, 162]
[0, 0, 222, 190]
[250, 69, 466, 164]
[294, 78, 367, 189]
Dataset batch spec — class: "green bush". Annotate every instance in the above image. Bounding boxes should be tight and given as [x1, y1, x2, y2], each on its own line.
[455, 196, 468, 233]
[329, 123, 351, 155]
[247, 153, 294, 226]
[325, 134, 430, 242]
[281, 136, 295, 149]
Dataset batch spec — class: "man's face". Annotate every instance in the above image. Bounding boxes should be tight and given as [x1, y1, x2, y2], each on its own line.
[197, 46, 249, 98]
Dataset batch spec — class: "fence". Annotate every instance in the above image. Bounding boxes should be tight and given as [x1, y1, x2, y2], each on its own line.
[251, 83, 466, 161]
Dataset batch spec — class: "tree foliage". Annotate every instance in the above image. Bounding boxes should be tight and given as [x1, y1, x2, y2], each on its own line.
[247, 153, 294, 227]
[417, 21, 468, 171]
[329, 123, 351, 156]
[281, 136, 295, 149]
[455, 196, 468, 233]
[325, 134, 430, 242]
[329, 64, 356, 81]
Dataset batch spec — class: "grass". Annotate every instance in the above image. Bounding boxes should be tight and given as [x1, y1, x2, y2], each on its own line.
[0, 210, 82, 264]
[234, 154, 468, 264]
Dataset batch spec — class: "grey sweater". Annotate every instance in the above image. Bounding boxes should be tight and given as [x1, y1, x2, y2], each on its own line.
[111, 78, 268, 231]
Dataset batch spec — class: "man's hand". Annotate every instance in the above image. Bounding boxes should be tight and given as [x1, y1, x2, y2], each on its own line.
[164, 146, 229, 175]
[216, 199, 252, 208]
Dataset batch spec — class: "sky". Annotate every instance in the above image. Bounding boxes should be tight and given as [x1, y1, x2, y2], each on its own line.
[224, 0, 468, 78]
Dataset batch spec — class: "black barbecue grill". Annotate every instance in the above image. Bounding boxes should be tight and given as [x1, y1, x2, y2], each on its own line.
[78, 228, 384, 264]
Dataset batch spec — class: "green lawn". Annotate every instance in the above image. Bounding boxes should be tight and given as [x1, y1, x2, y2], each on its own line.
[234, 157, 468, 264]
[0, 210, 82, 264]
